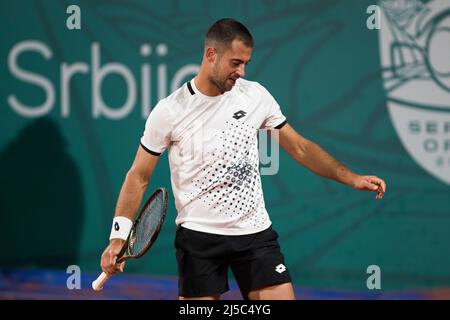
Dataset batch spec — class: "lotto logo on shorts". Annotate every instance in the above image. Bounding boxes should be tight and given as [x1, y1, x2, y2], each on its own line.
[275, 264, 286, 273]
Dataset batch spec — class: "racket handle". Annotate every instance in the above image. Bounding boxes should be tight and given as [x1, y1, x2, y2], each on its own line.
[92, 272, 111, 291]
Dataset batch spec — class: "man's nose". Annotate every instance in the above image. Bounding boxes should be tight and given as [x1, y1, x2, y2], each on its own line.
[236, 65, 245, 78]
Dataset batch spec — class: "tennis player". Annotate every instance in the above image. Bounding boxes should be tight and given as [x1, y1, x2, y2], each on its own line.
[100, 18, 386, 300]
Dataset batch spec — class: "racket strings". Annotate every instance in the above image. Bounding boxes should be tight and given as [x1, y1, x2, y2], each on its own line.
[133, 192, 165, 255]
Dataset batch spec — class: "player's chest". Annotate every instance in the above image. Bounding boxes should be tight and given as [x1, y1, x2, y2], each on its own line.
[171, 96, 262, 155]
[173, 95, 264, 142]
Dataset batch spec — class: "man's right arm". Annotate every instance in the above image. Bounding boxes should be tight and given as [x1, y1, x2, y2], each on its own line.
[114, 145, 160, 221]
[101, 144, 160, 275]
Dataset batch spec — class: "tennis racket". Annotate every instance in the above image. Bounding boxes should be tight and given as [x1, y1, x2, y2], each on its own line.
[92, 187, 168, 291]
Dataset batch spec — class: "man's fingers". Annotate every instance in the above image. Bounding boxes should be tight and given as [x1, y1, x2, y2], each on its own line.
[101, 254, 112, 275]
[358, 176, 386, 199]
[100, 244, 126, 276]
[369, 177, 386, 193]
[368, 177, 386, 193]
[102, 252, 119, 275]
[109, 252, 116, 271]
[375, 186, 384, 200]
[108, 255, 125, 274]
[111, 256, 121, 274]
[373, 179, 386, 193]
[104, 259, 113, 275]
[377, 180, 386, 195]
[362, 180, 378, 191]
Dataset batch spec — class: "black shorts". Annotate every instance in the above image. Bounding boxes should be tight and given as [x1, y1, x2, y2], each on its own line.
[174, 225, 292, 299]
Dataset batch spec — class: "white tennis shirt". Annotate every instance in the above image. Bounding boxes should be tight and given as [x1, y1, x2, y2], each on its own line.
[140, 78, 286, 235]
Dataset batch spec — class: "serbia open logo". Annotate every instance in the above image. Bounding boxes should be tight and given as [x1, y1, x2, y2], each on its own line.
[379, 0, 450, 184]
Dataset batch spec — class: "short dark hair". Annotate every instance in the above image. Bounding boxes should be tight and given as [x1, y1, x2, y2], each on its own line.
[205, 18, 254, 49]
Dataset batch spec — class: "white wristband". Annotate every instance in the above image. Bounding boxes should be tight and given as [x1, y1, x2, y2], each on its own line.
[109, 216, 133, 241]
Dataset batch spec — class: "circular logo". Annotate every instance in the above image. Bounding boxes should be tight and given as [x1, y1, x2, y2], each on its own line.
[380, 0, 450, 184]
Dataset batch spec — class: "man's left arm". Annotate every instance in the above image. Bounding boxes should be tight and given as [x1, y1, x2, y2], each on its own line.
[273, 123, 386, 200]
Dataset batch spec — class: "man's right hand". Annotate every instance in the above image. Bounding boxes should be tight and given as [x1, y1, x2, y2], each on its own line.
[100, 239, 126, 275]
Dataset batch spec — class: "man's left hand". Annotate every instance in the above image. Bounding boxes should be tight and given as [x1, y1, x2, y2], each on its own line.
[352, 175, 386, 200]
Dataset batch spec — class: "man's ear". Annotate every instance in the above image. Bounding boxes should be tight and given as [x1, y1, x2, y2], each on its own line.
[205, 47, 217, 63]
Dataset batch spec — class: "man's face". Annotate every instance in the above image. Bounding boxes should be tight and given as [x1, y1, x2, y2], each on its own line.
[209, 39, 252, 93]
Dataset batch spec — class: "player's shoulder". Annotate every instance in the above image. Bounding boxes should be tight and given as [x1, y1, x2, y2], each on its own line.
[234, 78, 272, 99]
[235, 78, 263, 91]
[152, 82, 192, 113]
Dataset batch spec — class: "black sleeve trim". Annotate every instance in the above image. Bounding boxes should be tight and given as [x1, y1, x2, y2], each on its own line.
[140, 142, 162, 156]
[187, 81, 195, 95]
[274, 119, 287, 129]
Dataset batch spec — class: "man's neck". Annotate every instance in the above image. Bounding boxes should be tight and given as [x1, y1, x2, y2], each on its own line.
[194, 71, 223, 97]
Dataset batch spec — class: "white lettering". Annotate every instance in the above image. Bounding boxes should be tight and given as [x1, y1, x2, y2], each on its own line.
[7, 40, 55, 118]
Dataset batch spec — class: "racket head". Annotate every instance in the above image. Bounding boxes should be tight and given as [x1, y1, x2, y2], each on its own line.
[117, 187, 168, 262]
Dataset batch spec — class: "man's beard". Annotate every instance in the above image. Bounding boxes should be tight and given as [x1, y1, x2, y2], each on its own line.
[210, 73, 227, 94]
[210, 60, 229, 94]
